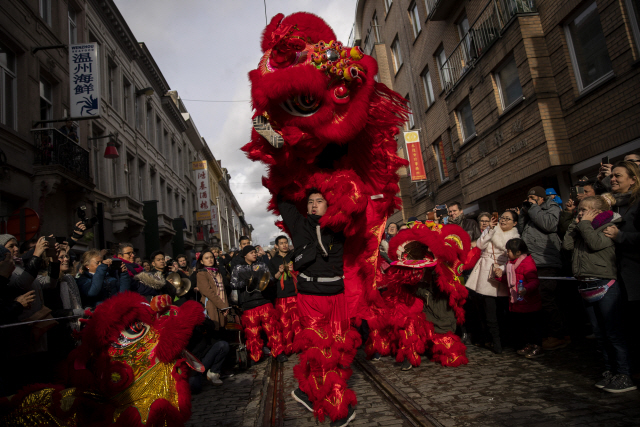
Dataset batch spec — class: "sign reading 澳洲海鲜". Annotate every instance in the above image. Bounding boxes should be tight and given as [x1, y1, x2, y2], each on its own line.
[404, 131, 427, 182]
[69, 43, 101, 118]
[192, 161, 211, 211]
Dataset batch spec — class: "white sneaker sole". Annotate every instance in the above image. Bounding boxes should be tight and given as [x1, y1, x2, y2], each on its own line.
[331, 410, 356, 427]
[291, 389, 313, 412]
[603, 385, 638, 393]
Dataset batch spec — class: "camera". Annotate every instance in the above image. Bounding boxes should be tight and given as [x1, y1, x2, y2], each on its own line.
[522, 200, 533, 209]
[77, 206, 98, 229]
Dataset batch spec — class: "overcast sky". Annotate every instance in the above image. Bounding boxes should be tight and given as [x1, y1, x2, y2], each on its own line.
[113, 0, 358, 246]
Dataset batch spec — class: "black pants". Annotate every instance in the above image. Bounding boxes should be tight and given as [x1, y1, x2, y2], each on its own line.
[511, 311, 543, 348]
[538, 267, 567, 339]
[472, 292, 508, 346]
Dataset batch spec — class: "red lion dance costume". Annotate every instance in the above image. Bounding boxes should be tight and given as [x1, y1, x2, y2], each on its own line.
[0, 293, 204, 426]
[367, 221, 471, 368]
[243, 11, 409, 423]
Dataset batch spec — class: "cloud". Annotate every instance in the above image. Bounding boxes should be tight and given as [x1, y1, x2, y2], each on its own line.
[113, 0, 357, 245]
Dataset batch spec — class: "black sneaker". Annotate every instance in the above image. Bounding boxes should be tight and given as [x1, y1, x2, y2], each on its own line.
[595, 371, 613, 389]
[329, 406, 356, 427]
[401, 359, 412, 371]
[291, 388, 313, 412]
[461, 333, 472, 345]
[517, 344, 534, 356]
[263, 346, 271, 355]
[524, 345, 544, 359]
[371, 352, 381, 361]
[276, 353, 288, 363]
[603, 374, 637, 393]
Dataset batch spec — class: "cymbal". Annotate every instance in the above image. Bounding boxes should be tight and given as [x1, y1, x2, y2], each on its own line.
[257, 271, 271, 291]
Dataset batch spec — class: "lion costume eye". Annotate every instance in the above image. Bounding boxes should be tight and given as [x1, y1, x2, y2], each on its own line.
[280, 94, 321, 117]
[112, 321, 149, 348]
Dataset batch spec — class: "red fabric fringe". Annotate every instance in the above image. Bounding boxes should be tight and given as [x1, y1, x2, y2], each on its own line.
[241, 303, 284, 361]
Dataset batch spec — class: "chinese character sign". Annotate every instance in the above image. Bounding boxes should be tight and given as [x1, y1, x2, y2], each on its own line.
[69, 43, 101, 118]
[210, 205, 219, 234]
[404, 131, 427, 182]
[192, 161, 210, 211]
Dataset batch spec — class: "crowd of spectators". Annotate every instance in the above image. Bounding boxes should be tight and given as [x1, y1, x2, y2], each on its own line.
[379, 151, 640, 393]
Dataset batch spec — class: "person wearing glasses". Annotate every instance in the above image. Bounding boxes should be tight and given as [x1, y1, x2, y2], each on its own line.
[465, 210, 520, 354]
[114, 243, 144, 278]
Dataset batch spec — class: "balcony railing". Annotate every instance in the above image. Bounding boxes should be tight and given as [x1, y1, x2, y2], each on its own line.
[439, 0, 536, 93]
[363, 25, 382, 56]
[32, 128, 90, 181]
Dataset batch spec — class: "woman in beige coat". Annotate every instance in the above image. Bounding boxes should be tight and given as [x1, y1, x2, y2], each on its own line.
[466, 210, 520, 353]
[196, 251, 229, 330]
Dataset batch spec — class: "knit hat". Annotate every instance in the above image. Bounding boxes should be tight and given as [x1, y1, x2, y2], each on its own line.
[528, 186, 546, 198]
[0, 234, 16, 248]
[242, 245, 256, 257]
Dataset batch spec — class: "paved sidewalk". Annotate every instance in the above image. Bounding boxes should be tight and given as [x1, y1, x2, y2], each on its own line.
[188, 341, 640, 426]
[369, 342, 640, 427]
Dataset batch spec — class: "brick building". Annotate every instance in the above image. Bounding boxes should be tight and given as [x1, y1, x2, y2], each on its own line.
[352, 0, 640, 223]
[0, 0, 251, 258]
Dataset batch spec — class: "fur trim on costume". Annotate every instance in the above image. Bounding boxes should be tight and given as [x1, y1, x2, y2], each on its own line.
[133, 271, 167, 290]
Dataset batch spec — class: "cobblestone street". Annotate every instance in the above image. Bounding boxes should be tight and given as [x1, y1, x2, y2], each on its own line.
[189, 340, 640, 426]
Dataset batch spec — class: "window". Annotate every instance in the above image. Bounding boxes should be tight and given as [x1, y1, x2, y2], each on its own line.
[91, 136, 101, 190]
[39, 0, 51, 25]
[146, 102, 153, 140]
[125, 155, 133, 196]
[422, 69, 435, 107]
[171, 139, 176, 169]
[384, 0, 393, 14]
[433, 140, 449, 182]
[111, 153, 119, 195]
[495, 56, 523, 110]
[625, 0, 640, 53]
[436, 48, 451, 88]
[424, 0, 432, 15]
[134, 92, 140, 128]
[123, 77, 131, 123]
[458, 14, 472, 62]
[409, 3, 421, 39]
[68, 7, 77, 44]
[156, 117, 162, 151]
[406, 95, 415, 129]
[178, 147, 183, 177]
[107, 58, 116, 107]
[0, 42, 16, 129]
[565, 1, 613, 92]
[138, 161, 145, 200]
[372, 13, 381, 42]
[39, 78, 52, 121]
[391, 38, 403, 73]
[456, 98, 476, 143]
[150, 169, 156, 200]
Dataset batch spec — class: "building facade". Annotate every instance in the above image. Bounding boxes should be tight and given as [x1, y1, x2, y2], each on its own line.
[0, 0, 251, 259]
[353, 0, 640, 222]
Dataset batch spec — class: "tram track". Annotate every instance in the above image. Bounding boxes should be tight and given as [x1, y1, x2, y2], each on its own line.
[259, 353, 443, 427]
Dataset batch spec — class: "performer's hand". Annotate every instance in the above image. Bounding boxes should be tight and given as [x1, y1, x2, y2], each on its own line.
[278, 264, 285, 274]
[493, 268, 503, 278]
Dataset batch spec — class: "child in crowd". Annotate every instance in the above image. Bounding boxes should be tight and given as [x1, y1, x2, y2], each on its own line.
[562, 195, 636, 393]
[495, 238, 543, 358]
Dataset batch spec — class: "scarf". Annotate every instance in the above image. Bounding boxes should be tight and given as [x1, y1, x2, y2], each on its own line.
[506, 254, 527, 303]
[206, 268, 227, 303]
[449, 213, 465, 225]
[612, 191, 632, 207]
[591, 211, 614, 229]
[115, 257, 144, 277]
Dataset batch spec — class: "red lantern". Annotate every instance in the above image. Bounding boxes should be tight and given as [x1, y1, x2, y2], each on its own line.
[209, 226, 214, 234]
[104, 141, 119, 159]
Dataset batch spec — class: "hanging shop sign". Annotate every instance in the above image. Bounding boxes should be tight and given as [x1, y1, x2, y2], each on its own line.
[404, 131, 427, 182]
[69, 43, 101, 118]
[192, 161, 211, 211]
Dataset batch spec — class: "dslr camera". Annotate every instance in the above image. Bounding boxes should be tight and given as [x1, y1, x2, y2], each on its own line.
[77, 206, 98, 229]
[522, 200, 533, 209]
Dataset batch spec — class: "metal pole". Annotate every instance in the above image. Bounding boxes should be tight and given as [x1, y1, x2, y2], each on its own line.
[225, 205, 232, 249]
[216, 195, 225, 250]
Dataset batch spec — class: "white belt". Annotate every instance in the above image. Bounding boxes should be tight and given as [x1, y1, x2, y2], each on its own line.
[299, 273, 343, 283]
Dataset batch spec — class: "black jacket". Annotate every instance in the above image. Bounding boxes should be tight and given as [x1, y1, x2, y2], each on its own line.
[0, 275, 24, 325]
[230, 260, 272, 310]
[268, 252, 297, 299]
[613, 197, 640, 301]
[131, 268, 178, 300]
[278, 199, 344, 296]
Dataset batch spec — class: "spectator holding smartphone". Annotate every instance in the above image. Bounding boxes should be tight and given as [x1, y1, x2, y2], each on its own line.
[76, 249, 131, 306]
[597, 151, 640, 191]
[447, 202, 481, 247]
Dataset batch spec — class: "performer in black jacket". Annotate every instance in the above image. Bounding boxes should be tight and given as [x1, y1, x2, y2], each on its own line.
[230, 245, 285, 363]
[281, 189, 361, 426]
[268, 235, 300, 356]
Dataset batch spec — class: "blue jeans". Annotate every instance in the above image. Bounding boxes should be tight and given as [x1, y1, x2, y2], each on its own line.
[583, 281, 631, 376]
[188, 340, 230, 393]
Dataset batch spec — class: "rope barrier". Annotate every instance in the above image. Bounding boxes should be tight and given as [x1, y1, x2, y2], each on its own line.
[0, 315, 81, 329]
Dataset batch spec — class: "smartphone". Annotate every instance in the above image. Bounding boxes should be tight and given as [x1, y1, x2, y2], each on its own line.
[44, 236, 56, 258]
[435, 204, 448, 217]
[577, 186, 585, 195]
[602, 156, 609, 165]
[492, 212, 499, 221]
[110, 259, 123, 271]
[570, 187, 578, 201]
[55, 236, 66, 244]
